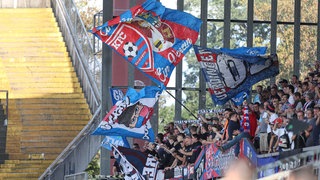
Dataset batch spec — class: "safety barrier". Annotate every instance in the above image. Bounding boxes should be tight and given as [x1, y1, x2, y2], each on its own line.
[257, 145, 320, 179]
[163, 139, 320, 179]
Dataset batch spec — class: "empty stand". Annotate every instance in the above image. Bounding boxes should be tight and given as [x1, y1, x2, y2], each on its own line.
[0, 8, 92, 179]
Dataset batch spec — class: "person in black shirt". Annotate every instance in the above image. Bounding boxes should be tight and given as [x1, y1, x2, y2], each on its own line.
[179, 134, 202, 165]
[227, 112, 241, 141]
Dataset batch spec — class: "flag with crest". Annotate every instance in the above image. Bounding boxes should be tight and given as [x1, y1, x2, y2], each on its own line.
[91, 0, 202, 87]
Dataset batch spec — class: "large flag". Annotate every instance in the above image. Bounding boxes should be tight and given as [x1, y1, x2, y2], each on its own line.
[92, 86, 162, 141]
[113, 145, 159, 180]
[91, 0, 202, 87]
[194, 45, 279, 105]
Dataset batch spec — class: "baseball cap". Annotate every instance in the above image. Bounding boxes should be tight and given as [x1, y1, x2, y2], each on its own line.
[275, 117, 283, 125]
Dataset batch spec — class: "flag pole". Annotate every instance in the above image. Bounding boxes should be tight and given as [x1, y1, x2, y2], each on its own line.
[165, 90, 199, 120]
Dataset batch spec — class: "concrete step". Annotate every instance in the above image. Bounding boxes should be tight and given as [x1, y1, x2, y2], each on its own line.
[4, 66, 75, 72]
[5, 153, 57, 160]
[20, 135, 81, 142]
[0, 172, 40, 178]
[7, 93, 85, 99]
[0, 42, 66, 48]
[21, 120, 89, 126]
[21, 146, 66, 154]
[0, 47, 67, 53]
[0, 28, 60, 34]
[8, 82, 81, 88]
[0, 167, 46, 173]
[0, 8, 52, 13]
[0, 37, 64, 42]
[19, 108, 90, 115]
[21, 130, 84, 137]
[18, 103, 88, 109]
[20, 114, 91, 121]
[0, 51, 68, 57]
[1, 56, 70, 62]
[21, 141, 74, 148]
[13, 98, 87, 104]
[9, 88, 83, 94]
[19, 125, 85, 131]
[0, 32, 62, 37]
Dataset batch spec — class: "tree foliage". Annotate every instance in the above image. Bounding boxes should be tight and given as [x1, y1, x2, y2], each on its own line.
[178, 0, 318, 120]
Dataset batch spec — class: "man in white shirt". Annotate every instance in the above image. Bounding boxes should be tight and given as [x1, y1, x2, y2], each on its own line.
[266, 104, 278, 147]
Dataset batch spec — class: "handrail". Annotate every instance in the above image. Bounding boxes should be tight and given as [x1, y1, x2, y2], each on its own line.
[51, 0, 102, 113]
[39, 106, 102, 180]
[0, 90, 8, 126]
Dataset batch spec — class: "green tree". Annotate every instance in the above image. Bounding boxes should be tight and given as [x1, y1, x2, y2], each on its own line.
[158, 93, 175, 132]
[178, 0, 318, 120]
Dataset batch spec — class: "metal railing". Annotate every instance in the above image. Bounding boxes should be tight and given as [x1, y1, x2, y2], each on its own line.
[0, 90, 8, 126]
[51, 0, 101, 113]
[39, 0, 104, 179]
[257, 146, 320, 179]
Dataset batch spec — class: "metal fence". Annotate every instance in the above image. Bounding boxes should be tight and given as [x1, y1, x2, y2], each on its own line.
[257, 146, 320, 180]
[51, 0, 101, 114]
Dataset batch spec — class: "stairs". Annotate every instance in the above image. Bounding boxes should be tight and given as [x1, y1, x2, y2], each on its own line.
[0, 8, 92, 179]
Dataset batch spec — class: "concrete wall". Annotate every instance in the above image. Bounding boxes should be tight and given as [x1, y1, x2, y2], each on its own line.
[0, 0, 50, 8]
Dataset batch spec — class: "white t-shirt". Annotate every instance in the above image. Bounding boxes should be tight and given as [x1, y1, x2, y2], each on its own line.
[273, 128, 294, 150]
[288, 95, 295, 105]
[267, 113, 278, 133]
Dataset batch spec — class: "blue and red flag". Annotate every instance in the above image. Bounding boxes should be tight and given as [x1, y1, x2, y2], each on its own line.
[194, 45, 279, 105]
[113, 145, 158, 180]
[91, 0, 202, 87]
[92, 86, 162, 142]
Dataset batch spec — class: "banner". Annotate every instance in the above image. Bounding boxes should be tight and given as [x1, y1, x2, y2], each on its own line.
[101, 136, 130, 151]
[92, 86, 162, 141]
[194, 45, 279, 105]
[203, 144, 237, 179]
[114, 146, 159, 180]
[197, 108, 225, 115]
[91, 0, 202, 87]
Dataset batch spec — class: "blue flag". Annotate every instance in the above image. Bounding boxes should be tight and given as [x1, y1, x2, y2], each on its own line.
[194, 45, 279, 105]
[231, 90, 250, 106]
[101, 136, 130, 151]
[91, 0, 202, 87]
[92, 86, 162, 142]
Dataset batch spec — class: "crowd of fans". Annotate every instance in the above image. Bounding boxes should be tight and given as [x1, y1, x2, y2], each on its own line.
[112, 62, 320, 177]
[146, 62, 320, 172]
